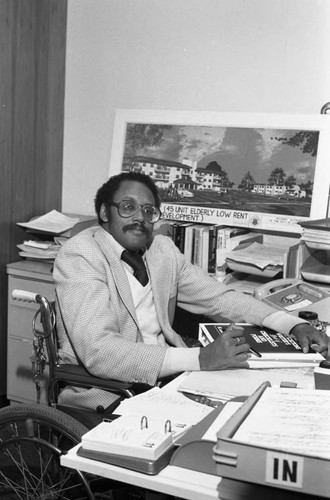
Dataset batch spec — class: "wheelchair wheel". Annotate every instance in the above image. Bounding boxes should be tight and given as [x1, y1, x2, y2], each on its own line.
[0, 404, 94, 499]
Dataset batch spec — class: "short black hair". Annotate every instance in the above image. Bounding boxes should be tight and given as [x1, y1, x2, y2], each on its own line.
[94, 171, 161, 224]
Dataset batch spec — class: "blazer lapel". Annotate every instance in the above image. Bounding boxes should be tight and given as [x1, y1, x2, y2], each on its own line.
[94, 227, 140, 329]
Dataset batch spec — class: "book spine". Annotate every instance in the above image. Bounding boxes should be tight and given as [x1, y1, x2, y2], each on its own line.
[184, 225, 195, 263]
[215, 227, 227, 278]
[200, 227, 209, 272]
[208, 225, 217, 274]
[177, 224, 188, 254]
[193, 227, 201, 266]
[169, 222, 181, 248]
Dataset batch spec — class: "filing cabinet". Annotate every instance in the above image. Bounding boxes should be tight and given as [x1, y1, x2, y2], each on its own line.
[6, 261, 55, 405]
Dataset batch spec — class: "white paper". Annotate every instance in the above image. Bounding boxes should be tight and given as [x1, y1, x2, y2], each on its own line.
[17, 210, 80, 234]
[115, 386, 214, 425]
[234, 387, 330, 459]
[202, 402, 243, 442]
[226, 242, 285, 270]
[177, 367, 315, 400]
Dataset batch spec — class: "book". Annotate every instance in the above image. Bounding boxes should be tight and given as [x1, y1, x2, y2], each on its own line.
[208, 224, 220, 274]
[215, 226, 228, 278]
[167, 221, 181, 248]
[192, 225, 209, 266]
[81, 413, 176, 461]
[176, 222, 194, 254]
[184, 224, 200, 263]
[199, 225, 212, 272]
[198, 323, 324, 368]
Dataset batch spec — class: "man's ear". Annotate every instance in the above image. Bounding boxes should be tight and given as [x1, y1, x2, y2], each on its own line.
[100, 203, 110, 223]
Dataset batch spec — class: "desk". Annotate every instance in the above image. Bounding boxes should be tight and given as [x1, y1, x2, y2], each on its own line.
[61, 444, 219, 500]
[60, 370, 324, 500]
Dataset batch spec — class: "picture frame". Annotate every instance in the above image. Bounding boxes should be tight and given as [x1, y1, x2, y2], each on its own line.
[109, 109, 330, 233]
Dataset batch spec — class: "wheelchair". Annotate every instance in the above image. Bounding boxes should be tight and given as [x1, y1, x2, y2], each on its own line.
[0, 289, 152, 500]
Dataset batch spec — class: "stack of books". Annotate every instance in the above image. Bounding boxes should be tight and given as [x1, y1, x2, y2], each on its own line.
[165, 221, 262, 278]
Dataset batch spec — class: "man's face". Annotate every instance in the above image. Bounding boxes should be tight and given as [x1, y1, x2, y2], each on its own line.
[102, 180, 156, 252]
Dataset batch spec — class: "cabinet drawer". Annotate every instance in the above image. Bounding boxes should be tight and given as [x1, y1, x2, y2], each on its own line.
[8, 304, 42, 341]
[8, 276, 55, 306]
[7, 337, 48, 405]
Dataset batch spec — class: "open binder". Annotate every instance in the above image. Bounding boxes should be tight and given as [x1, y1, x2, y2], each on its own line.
[213, 382, 330, 498]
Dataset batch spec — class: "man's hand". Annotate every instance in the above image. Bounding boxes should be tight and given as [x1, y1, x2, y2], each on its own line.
[290, 323, 329, 358]
[199, 323, 250, 371]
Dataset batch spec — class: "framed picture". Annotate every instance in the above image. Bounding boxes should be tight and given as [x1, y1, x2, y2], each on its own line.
[109, 109, 330, 233]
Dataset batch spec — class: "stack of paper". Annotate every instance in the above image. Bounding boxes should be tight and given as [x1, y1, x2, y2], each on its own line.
[16, 210, 82, 262]
[17, 210, 80, 235]
[301, 228, 330, 249]
[81, 414, 175, 461]
[225, 241, 284, 277]
[233, 386, 330, 458]
[115, 386, 214, 430]
[81, 386, 215, 462]
[17, 240, 61, 261]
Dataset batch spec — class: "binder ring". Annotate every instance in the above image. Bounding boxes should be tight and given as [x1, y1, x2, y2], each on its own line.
[140, 415, 148, 430]
[164, 419, 172, 433]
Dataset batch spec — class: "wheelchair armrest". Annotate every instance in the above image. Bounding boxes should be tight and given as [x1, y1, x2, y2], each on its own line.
[52, 363, 152, 398]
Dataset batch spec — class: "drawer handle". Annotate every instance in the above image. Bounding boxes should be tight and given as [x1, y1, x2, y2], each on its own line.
[12, 290, 38, 303]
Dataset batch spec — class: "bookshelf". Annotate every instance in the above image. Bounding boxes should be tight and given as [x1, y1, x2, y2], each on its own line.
[155, 220, 299, 291]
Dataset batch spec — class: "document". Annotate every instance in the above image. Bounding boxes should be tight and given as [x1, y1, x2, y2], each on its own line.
[17, 243, 61, 260]
[234, 387, 330, 459]
[225, 242, 285, 270]
[115, 386, 214, 425]
[17, 210, 80, 234]
[177, 367, 315, 400]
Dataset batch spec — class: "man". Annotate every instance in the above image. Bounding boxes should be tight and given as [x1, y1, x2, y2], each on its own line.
[53, 172, 329, 410]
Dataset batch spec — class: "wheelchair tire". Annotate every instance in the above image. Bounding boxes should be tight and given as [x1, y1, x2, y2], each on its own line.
[0, 404, 93, 499]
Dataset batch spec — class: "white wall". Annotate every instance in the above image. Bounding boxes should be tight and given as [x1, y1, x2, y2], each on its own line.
[62, 0, 330, 215]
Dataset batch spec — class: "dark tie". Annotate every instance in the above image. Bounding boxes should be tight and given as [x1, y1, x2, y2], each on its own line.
[121, 250, 149, 286]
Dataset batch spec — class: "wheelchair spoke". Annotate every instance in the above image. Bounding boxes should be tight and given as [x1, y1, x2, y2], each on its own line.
[0, 438, 93, 500]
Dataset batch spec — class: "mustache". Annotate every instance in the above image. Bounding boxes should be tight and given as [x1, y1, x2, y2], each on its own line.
[123, 223, 149, 233]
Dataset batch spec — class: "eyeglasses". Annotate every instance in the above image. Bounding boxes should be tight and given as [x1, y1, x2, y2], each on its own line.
[108, 200, 161, 223]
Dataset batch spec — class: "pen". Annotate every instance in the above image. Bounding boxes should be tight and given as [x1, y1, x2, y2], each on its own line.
[249, 347, 262, 358]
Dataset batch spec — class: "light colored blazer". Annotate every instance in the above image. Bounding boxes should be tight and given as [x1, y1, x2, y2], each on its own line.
[53, 226, 276, 409]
